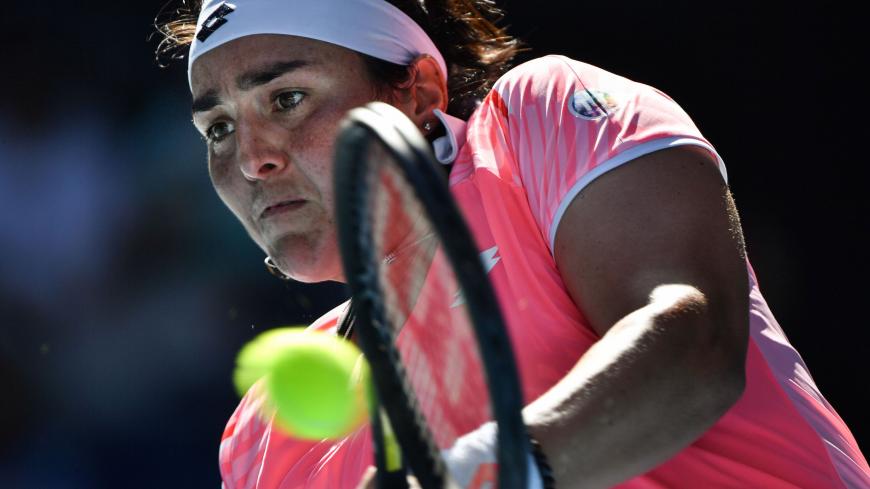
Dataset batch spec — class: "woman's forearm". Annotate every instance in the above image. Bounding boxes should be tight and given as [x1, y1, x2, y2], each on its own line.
[524, 284, 746, 488]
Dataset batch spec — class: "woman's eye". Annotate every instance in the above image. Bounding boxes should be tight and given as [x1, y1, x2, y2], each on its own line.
[206, 121, 234, 143]
[276, 91, 305, 111]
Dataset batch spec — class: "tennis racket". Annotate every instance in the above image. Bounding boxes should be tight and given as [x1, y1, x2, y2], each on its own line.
[333, 102, 534, 489]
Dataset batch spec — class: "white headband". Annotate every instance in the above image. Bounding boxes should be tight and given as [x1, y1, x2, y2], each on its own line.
[187, 0, 448, 88]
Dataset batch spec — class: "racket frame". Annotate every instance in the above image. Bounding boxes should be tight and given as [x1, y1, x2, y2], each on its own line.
[334, 102, 531, 489]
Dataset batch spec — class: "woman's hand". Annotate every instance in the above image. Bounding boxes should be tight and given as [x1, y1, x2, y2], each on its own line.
[355, 466, 422, 489]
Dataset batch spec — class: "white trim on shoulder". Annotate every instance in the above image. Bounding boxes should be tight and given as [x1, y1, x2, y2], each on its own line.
[547, 136, 728, 254]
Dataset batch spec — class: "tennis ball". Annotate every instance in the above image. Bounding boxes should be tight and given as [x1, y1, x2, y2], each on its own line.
[233, 327, 310, 398]
[233, 328, 371, 439]
[266, 330, 371, 440]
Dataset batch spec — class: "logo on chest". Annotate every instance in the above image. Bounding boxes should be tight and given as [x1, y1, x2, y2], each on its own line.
[569, 89, 619, 120]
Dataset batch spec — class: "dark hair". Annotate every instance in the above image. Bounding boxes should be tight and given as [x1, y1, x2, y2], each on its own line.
[155, 0, 522, 118]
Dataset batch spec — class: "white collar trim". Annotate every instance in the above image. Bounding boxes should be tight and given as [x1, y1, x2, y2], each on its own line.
[432, 109, 467, 165]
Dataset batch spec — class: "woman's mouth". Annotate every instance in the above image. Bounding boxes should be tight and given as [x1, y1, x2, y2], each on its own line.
[261, 200, 306, 219]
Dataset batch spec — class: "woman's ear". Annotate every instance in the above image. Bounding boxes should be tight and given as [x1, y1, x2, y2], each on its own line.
[393, 55, 448, 131]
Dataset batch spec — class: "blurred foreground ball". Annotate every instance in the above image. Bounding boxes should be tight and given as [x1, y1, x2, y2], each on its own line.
[234, 328, 371, 440]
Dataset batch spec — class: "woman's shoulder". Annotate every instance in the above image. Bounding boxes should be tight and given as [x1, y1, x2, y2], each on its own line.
[493, 55, 634, 94]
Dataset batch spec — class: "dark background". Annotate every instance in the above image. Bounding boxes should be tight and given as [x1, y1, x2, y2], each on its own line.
[0, 1, 866, 487]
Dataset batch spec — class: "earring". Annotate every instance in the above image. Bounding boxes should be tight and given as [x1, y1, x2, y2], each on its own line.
[423, 121, 434, 133]
[264, 256, 290, 281]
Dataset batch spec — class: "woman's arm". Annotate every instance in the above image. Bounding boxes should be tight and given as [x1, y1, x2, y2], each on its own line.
[529, 144, 749, 488]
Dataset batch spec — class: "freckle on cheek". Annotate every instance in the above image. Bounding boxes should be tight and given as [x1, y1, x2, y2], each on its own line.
[209, 159, 232, 183]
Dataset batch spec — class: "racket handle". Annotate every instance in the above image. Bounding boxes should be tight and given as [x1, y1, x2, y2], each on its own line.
[371, 404, 409, 489]
[378, 467, 409, 489]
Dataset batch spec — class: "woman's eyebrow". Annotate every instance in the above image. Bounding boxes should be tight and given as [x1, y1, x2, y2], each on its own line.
[236, 59, 314, 90]
[191, 59, 316, 115]
[192, 90, 220, 115]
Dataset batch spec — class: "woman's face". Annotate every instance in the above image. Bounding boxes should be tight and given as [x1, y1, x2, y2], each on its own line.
[190, 34, 388, 283]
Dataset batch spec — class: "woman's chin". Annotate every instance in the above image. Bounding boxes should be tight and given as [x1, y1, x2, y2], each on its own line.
[269, 248, 343, 284]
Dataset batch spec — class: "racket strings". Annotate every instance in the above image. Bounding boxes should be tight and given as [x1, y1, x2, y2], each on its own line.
[335, 104, 530, 489]
[367, 146, 494, 453]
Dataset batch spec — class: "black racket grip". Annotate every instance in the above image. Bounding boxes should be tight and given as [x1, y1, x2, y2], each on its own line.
[371, 401, 409, 489]
[378, 467, 409, 489]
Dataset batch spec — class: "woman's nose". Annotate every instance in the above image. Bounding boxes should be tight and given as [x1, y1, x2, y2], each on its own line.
[236, 118, 289, 181]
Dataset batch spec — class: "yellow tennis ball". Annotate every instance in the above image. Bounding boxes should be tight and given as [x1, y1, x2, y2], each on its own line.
[265, 330, 371, 440]
[233, 327, 310, 398]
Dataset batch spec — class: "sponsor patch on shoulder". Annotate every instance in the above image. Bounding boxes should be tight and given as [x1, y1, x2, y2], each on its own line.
[569, 89, 619, 120]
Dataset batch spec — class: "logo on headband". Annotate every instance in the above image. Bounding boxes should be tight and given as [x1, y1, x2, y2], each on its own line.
[196, 3, 236, 42]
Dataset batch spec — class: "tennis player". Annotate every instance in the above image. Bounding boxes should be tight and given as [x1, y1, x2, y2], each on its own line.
[158, 0, 869, 487]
